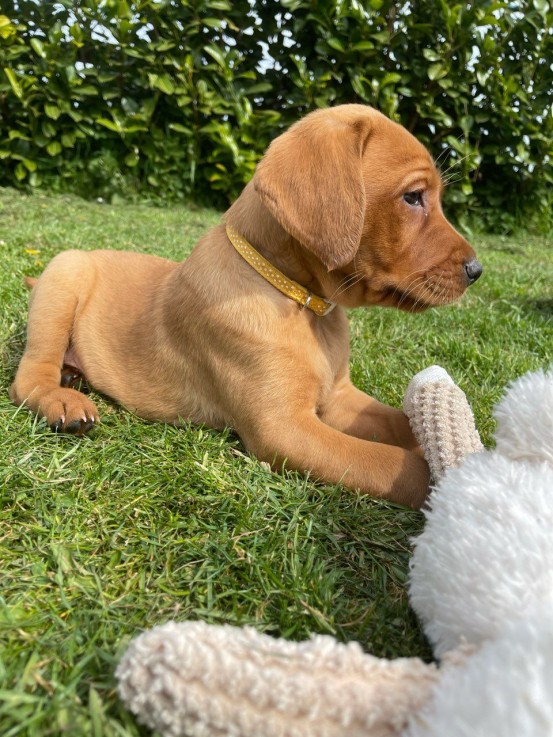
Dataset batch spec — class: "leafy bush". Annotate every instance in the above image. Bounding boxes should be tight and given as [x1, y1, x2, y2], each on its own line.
[0, 0, 551, 231]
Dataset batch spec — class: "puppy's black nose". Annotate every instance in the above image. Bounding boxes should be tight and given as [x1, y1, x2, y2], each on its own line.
[464, 258, 483, 285]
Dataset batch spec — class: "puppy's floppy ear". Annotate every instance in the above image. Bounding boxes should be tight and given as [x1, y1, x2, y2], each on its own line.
[254, 107, 372, 270]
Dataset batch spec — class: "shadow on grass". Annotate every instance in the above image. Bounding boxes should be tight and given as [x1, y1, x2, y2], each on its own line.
[521, 298, 553, 320]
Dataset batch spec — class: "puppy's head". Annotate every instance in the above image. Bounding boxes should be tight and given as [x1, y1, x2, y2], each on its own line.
[254, 104, 481, 311]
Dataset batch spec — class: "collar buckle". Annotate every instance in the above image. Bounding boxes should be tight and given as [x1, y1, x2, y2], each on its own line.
[319, 299, 336, 316]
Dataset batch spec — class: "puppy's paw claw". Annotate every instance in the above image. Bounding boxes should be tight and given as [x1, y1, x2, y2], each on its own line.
[82, 418, 96, 434]
[52, 414, 98, 436]
[63, 416, 96, 435]
[39, 388, 99, 436]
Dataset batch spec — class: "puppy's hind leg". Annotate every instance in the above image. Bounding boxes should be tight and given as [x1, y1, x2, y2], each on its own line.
[10, 250, 99, 435]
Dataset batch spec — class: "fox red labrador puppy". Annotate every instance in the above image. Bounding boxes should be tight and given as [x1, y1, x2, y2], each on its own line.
[11, 104, 481, 508]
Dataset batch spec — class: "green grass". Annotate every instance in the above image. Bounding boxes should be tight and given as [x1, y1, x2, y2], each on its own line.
[0, 187, 552, 736]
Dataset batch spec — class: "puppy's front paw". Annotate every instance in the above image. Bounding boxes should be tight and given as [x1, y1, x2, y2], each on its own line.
[38, 388, 100, 435]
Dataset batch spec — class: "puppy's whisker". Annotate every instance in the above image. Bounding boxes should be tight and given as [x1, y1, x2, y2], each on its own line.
[389, 269, 428, 301]
[394, 272, 428, 298]
[442, 169, 464, 180]
[442, 176, 464, 188]
[440, 152, 472, 179]
[443, 276, 455, 304]
[329, 273, 362, 299]
[441, 156, 468, 177]
[435, 134, 465, 169]
[434, 272, 452, 305]
[396, 267, 429, 285]
[329, 270, 365, 300]
[433, 283, 447, 306]
[331, 274, 366, 300]
[415, 281, 434, 309]
[396, 281, 426, 308]
[434, 146, 452, 167]
[406, 284, 426, 310]
[339, 270, 364, 288]
[396, 275, 429, 307]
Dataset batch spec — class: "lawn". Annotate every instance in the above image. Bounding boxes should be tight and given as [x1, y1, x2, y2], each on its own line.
[1, 186, 552, 736]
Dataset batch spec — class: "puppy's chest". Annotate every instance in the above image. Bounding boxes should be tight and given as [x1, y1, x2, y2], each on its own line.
[311, 311, 350, 369]
[271, 312, 351, 401]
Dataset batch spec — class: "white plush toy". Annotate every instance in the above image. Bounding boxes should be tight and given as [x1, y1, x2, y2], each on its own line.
[117, 366, 553, 737]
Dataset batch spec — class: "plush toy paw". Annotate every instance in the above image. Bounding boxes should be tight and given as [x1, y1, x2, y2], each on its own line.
[403, 366, 483, 483]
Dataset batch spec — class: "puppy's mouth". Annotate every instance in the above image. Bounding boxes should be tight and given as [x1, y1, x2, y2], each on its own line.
[384, 286, 433, 312]
[389, 289, 433, 312]
[383, 279, 465, 312]
[340, 268, 469, 311]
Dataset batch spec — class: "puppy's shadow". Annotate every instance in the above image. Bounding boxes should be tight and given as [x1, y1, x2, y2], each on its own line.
[520, 298, 553, 320]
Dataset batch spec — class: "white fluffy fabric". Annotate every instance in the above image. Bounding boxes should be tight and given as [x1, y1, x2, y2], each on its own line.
[494, 366, 553, 466]
[404, 611, 553, 737]
[409, 452, 553, 657]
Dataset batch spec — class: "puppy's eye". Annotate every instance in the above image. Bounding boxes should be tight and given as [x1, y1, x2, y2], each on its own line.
[403, 191, 424, 207]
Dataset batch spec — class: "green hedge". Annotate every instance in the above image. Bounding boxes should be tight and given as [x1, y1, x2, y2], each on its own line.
[1, 0, 552, 233]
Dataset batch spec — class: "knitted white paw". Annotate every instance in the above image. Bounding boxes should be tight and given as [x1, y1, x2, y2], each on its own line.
[403, 366, 482, 483]
[403, 366, 455, 417]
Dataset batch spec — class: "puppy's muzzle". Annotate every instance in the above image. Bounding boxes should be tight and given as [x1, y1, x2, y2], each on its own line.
[464, 258, 483, 285]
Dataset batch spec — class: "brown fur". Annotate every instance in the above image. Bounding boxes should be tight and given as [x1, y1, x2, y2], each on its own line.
[10, 105, 480, 508]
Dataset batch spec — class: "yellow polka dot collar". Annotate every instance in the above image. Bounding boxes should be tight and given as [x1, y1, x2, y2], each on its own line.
[225, 225, 336, 317]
